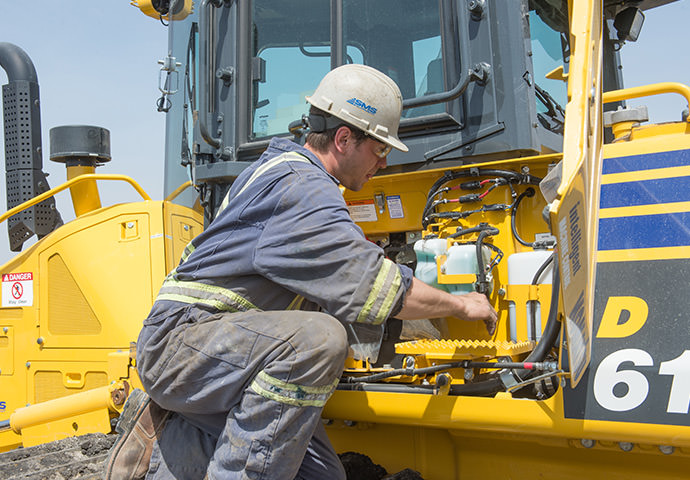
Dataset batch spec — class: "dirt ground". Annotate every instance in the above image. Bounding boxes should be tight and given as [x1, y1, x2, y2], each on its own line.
[0, 435, 423, 479]
[340, 451, 425, 480]
[0, 433, 115, 480]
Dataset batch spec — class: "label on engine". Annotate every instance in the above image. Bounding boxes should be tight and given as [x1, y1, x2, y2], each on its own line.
[1, 272, 34, 307]
[386, 195, 404, 219]
[347, 200, 378, 222]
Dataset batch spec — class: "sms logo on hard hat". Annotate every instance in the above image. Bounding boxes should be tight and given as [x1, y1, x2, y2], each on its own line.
[346, 97, 377, 115]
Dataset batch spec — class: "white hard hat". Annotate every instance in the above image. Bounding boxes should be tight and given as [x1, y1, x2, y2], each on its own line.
[306, 64, 408, 153]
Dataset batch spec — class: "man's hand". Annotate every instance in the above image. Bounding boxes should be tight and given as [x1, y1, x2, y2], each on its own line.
[397, 278, 498, 335]
[457, 292, 497, 335]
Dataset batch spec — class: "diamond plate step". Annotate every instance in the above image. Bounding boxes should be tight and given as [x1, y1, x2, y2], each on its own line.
[395, 339, 535, 360]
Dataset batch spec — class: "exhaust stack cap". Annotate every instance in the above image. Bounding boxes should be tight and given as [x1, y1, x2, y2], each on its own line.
[49, 125, 111, 166]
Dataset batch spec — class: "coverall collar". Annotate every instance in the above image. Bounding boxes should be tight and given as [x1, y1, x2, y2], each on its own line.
[265, 137, 339, 186]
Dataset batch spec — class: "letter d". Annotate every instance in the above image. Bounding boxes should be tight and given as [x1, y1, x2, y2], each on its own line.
[596, 296, 648, 338]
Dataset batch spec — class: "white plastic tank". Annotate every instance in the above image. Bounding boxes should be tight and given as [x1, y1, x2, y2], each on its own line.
[507, 250, 554, 285]
[507, 250, 554, 342]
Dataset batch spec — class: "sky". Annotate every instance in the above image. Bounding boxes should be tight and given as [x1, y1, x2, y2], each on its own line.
[0, 1, 688, 266]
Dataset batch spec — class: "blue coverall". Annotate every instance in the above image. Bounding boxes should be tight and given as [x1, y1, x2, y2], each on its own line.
[136, 137, 413, 479]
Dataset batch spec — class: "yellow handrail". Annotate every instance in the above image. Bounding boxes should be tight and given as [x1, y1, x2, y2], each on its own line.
[603, 82, 690, 122]
[165, 180, 194, 202]
[0, 174, 151, 226]
[5, 382, 128, 434]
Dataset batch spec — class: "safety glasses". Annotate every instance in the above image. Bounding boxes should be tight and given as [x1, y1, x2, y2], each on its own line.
[374, 143, 392, 158]
[365, 133, 392, 158]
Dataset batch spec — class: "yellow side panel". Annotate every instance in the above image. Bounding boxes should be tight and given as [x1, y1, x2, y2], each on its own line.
[328, 424, 689, 480]
[0, 201, 177, 451]
[47, 254, 101, 335]
[0, 325, 14, 376]
[163, 202, 204, 274]
[35, 207, 165, 349]
[32, 369, 108, 404]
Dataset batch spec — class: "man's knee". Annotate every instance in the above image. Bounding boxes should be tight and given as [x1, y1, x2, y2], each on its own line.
[296, 312, 349, 362]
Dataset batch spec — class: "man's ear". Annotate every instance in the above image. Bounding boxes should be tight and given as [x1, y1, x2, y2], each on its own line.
[333, 126, 352, 154]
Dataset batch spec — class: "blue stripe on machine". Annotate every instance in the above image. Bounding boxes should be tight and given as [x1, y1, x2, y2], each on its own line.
[602, 149, 690, 174]
[600, 176, 690, 208]
[598, 212, 690, 250]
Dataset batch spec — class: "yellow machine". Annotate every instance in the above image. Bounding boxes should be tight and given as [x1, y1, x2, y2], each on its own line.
[1, 0, 689, 478]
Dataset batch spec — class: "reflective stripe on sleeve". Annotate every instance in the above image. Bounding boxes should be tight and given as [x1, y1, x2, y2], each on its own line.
[249, 370, 339, 408]
[356, 258, 402, 325]
[286, 294, 306, 310]
[156, 278, 259, 312]
[180, 242, 196, 263]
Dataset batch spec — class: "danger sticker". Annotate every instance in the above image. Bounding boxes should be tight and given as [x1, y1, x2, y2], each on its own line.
[347, 200, 378, 222]
[2, 272, 34, 307]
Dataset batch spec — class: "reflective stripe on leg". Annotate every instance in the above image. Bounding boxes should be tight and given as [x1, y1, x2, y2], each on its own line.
[249, 371, 339, 407]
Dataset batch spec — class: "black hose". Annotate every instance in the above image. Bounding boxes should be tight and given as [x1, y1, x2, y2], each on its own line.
[511, 188, 536, 247]
[449, 377, 503, 396]
[344, 364, 457, 383]
[531, 253, 555, 285]
[343, 360, 557, 384]
[529, 253, 555, 341]
[337, 383, 435, 394]
[449, 224, 490, 239]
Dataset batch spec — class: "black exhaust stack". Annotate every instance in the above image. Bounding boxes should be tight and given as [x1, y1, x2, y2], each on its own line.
[0, 42, 62, 251]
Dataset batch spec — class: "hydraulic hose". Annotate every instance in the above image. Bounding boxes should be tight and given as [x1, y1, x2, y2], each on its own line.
[449, 223, 491, 239]
[528, 253, 555, 341]
[337, 383, 435, 394]
[343, 360, 558, 384]
[449, 377, 504, 396]
[511, 188, 536, 247]
[531, 253, 554, 285]
[422, 169, 541, 225]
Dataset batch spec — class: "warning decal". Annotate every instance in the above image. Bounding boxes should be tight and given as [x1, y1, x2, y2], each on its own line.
[347, 200, 378, 222]
[2, 272, 34, 307]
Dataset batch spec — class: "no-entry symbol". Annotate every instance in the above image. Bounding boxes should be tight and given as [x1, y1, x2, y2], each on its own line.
[11, 282, 23, 299]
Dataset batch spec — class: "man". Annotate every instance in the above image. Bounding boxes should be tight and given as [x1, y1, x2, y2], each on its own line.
[105, 64, 497, 479]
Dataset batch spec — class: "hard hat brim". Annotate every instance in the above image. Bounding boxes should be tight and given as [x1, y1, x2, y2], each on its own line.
[369, 132, 409, 153]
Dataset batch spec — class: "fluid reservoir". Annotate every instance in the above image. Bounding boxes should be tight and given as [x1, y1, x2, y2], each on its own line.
[413, 238, 447, 290]
[445, 244, 491, 294]
[507, 250, 553, 284]
[507, 250, 554, 342]
[414, 239, 492, 295]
